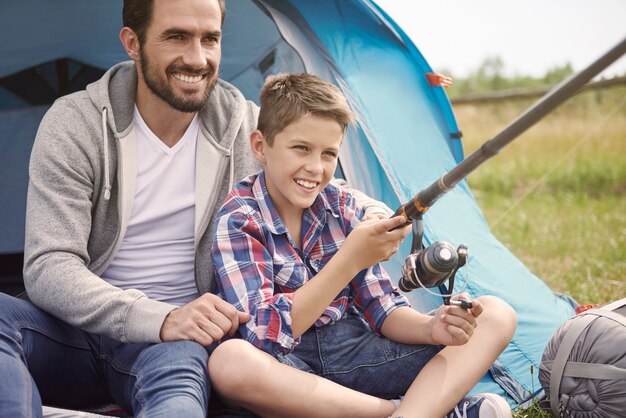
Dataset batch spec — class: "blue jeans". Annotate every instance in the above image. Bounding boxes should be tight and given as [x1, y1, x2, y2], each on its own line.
[276, 314, 443, 399]
[0, 292, 210, 418]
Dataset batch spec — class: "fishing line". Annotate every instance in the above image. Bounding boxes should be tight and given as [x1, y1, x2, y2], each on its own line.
[491, 92, 626, 228]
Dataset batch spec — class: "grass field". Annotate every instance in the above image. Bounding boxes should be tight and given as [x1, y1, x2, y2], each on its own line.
[452, 85, 626, 417]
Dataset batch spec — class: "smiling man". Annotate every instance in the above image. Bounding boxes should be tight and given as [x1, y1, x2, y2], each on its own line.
[0, 0, 257, 415]
[0, 0, 397, 416]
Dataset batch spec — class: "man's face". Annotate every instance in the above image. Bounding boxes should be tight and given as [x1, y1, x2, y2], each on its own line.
[137, 0, 222, 113]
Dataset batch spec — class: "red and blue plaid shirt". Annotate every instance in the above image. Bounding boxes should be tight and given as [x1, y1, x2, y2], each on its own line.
[211, 171, 409, 355]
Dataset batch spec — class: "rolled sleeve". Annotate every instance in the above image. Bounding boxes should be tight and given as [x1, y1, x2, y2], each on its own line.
[352, 264, 410, 334]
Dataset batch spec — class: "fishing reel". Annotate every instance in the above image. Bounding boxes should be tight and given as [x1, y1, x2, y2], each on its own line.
[398, 216, 472, 308]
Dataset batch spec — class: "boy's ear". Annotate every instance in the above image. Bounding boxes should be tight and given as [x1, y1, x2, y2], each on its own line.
[249, 130, 267, 164]
[120, 27, 141, 62]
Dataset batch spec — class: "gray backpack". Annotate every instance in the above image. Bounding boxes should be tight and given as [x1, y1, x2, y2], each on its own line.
[539, 298, 626, 417]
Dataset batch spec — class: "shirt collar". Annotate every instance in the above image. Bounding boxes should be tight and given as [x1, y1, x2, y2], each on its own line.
[252, 171, 340, 237]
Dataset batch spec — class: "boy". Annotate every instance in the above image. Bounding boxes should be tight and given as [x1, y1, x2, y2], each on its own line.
[209, 73, 517, 418]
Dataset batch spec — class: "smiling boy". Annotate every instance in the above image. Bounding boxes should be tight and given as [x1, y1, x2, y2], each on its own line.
[209, 73, 517, 418]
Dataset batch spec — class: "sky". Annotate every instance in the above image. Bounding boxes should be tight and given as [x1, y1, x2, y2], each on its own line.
[375, 0, 626, 79]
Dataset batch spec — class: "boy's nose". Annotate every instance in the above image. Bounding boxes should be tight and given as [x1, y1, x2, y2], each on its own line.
[304, 157, 323, 174]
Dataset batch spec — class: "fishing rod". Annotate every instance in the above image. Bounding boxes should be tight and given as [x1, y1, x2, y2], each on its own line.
[395, 36, 626, 302]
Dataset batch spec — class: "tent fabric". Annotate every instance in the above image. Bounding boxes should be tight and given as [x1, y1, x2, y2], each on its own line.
[0, 106, 49, 253]
[0, 0, 576, 410]
[263, 1, 576, 405]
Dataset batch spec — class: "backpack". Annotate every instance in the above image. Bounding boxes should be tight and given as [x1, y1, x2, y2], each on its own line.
[538, 298, 626, 417]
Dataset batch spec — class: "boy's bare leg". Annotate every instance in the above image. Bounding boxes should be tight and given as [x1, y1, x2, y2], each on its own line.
[209, 295, 516, 418]
[393, 296, 517, 418]
[209, 339, 397, 418]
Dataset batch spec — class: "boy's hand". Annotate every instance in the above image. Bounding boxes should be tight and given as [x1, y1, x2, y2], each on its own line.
[430, 293, 483, 346]
[342, 216, 410, 271]
[160, 293, 251, 346]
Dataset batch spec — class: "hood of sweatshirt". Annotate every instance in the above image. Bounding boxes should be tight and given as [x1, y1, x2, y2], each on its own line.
[84, 60, 251, 199]
[86, 60, 249, 145]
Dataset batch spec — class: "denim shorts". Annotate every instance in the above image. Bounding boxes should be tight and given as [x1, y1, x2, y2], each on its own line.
[275, 315, 443, 399]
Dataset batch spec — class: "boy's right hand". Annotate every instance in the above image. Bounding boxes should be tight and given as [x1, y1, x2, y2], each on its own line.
[160, 293, 251, 346]
[342, 216, 410, 271]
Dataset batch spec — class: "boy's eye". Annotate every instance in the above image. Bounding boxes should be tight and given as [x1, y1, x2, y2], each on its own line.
[323, 151, 338, 158]
[293, 145, 308, 151]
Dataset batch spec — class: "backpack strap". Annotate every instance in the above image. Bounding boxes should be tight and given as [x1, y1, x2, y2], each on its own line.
[549, 314, 597, 416]
[563, 362, 626, 380]
[590, 297, 626, 317]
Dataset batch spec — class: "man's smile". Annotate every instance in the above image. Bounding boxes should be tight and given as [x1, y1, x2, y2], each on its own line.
[172, 72, 205, 84]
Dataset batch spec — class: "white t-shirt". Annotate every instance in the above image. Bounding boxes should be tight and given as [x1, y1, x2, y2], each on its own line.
[102, 107, 200, 305]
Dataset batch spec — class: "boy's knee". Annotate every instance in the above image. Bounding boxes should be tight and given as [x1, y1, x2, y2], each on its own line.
[476, 295, 517, 341]
[208, 339, 264, 394]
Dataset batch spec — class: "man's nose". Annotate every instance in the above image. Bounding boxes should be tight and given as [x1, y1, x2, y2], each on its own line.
[182, 39, 206, 68]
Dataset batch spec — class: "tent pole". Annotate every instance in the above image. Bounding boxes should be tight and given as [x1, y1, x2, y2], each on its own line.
[395, 35, 626, 222]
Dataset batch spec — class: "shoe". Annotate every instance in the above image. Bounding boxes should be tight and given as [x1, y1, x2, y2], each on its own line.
[445, 393, 512, 418]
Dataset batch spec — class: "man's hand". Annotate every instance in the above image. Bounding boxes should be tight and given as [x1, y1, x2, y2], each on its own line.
[429, 293, 482, 346]
[361, 209, 391, 221]
[160, 293, 251, 346]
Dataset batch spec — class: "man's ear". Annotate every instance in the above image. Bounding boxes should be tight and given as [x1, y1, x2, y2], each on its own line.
[120, 27, 141, 62]
[249, 130, 267, 164]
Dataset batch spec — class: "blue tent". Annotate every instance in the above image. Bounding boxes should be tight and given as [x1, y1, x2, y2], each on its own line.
[0, 0, 575, 411]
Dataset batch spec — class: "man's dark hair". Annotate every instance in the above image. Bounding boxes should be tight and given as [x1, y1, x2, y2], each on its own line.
[123, 0, 227, 44]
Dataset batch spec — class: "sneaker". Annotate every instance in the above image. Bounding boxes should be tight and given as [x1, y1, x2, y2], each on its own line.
[445, 393, 512, 418]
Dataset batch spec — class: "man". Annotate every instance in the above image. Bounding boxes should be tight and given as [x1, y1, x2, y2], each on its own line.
[0, 0, 393, 416]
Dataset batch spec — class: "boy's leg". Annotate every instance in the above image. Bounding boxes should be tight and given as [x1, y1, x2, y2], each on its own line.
[0, 293, 113, 417]
[209, 296, 515, 418]
[394, 296, 517, 418]
[209, 339, 397, 418]
[104, 338, 210, 418]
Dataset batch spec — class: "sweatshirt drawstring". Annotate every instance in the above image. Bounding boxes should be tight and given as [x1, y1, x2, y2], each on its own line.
[228, 150, 234, 191]
[102, 108, 112, 200]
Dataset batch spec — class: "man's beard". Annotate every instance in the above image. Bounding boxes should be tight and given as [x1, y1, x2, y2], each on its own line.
[139, 49, 218, 113]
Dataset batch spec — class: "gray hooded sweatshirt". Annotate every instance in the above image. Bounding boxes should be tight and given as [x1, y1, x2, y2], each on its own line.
[24, 61, 261, 343]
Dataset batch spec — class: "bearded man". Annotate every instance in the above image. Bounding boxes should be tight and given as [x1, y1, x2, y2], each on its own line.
[0, 1, 395, 416]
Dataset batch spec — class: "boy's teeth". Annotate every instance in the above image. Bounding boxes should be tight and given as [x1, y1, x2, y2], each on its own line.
[296, 179, 317, 188]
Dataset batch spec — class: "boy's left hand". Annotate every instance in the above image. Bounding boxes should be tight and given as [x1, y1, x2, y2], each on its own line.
[430, 293, 483, 346]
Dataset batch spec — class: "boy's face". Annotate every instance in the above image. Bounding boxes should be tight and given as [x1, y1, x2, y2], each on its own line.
[251, 114, 343, 221]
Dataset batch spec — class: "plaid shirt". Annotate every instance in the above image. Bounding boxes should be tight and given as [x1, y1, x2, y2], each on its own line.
[211, 171, 409, 355]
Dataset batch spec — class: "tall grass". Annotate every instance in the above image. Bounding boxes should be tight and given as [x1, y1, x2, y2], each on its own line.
[453, 86, 626, 417]
[455, 86, 626, 305]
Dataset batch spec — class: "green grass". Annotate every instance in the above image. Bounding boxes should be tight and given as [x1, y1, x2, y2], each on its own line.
[452, 85, 626, 416]
[456, 86, 626, 303]
[512, 403, 552, 418]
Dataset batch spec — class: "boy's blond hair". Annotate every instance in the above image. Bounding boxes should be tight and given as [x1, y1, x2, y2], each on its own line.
[257, 73, 354, 145]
